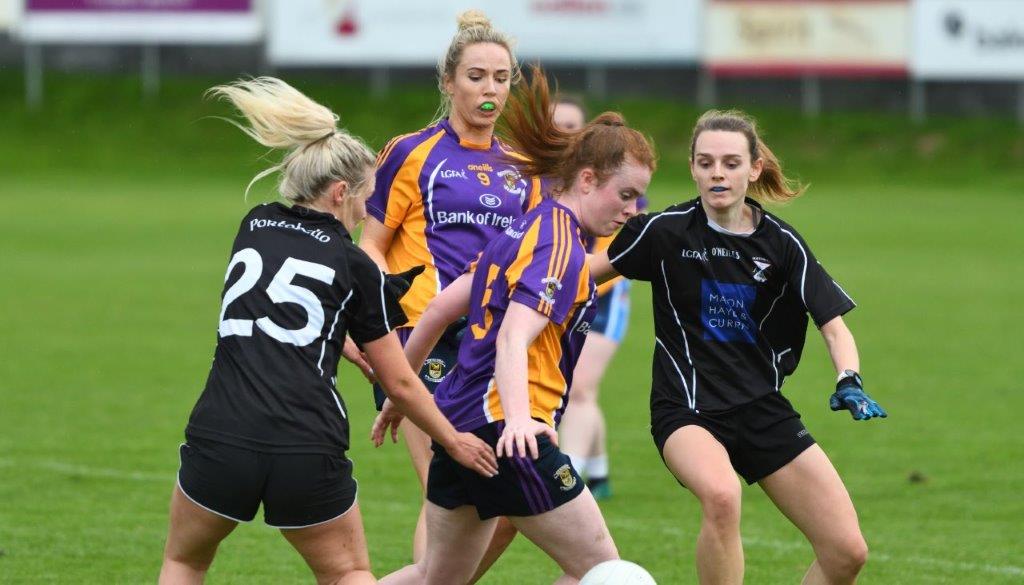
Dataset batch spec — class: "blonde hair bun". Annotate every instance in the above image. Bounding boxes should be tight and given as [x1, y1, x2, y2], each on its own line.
[457, 9, 491, 31]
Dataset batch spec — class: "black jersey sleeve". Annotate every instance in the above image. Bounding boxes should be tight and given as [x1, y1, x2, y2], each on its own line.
[778, 225, 856, 327]
[345, 248, 409, 345]
[607, 212, 657, 282]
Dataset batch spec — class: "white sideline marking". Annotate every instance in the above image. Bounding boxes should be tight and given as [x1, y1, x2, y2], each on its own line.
[33, 459, 170, 482]
[8, 458, 1024, 578]
[609, 518, 1024, 577]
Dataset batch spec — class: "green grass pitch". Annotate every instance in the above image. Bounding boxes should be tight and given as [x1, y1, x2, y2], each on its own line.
[0, 74, 1021, 583]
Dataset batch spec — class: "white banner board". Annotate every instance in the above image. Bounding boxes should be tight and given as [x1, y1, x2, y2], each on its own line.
[913, 0, 1024, 80]
[705, 0, 909, 76]
[0, 0, 15, 31]
[267, 0, 700, 66]
[17, 0, 261, 44]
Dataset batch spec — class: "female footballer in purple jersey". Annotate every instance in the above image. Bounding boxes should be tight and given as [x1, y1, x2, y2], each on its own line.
[158, 78, 497, 585]
[589, 110, 886, 585]
[373, 69, 656, 585]
[552, 96, 647, 500]
[358, 11, 541, 571]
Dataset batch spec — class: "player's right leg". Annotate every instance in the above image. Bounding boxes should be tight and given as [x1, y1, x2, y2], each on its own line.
[159, 485, 237, 584]
[662, 425, 744, 585]
[509, 488, 619, 582]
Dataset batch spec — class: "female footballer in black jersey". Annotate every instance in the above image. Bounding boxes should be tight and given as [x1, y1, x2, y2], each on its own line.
[591, 110, 886, 585]
[158, 77, 497, 585]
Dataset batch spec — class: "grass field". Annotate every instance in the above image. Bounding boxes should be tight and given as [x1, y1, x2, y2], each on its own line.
[1, 73, 1022, 583]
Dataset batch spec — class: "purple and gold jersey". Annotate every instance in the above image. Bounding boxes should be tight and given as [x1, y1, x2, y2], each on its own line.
[368, 119, 544, 326]
[435, 199, 596, 432]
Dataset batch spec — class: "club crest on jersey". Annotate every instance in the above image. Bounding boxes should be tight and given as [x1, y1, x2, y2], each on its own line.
[498, 168, 527, 198]
[752, 257, 772, 283]
[540, 277, 562, 305]
[424, 358, 447, 382]
[553, 464, 577, 491]
[479, 193, 502, 209]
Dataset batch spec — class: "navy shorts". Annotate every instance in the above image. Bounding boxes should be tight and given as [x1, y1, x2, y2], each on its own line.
[427, 421, 585, 520]
[373, 318, 466, 411]
[177, 436, 357, 528]
[591, 280, 630, 343]
[652, 392, 816, 485]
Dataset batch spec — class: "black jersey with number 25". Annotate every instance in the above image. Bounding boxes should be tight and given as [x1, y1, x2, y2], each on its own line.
[608, 198, 855, 414]
[186, 202, 406, 455]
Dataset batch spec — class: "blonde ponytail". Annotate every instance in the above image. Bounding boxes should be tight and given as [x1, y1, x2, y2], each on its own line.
[208, 77, 375, 203]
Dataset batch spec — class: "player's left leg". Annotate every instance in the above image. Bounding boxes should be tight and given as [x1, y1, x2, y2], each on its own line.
[381, 502, 498, 585]
[758, 445, 868, 585]
[280, 503, 375, 584]
[468, 516, 518, 583]
[509, 489, 619, 583]
[159, 485, 238, 584]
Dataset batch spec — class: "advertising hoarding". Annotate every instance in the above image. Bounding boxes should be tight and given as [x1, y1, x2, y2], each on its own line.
[18, 0, 260, 43]
[705, 0, 909, 77]
[267, 0, 701, 66]
[913, 0, 1024, 80]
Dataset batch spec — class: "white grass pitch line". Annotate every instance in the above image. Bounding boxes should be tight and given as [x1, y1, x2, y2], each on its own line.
[33, 459, 171, 482]
[610, 517, 1024, 577]
[10, 459, 1024, 578]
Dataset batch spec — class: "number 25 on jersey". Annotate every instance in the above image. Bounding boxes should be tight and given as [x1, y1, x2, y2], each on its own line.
[218, 248, 335, 347]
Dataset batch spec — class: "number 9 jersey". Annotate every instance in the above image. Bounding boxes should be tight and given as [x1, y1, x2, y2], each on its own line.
[186, 202, 407, 456]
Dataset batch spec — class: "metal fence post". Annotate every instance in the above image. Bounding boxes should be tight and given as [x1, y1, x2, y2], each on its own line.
[25, 43, 43, 111]
[142, 44, 160, 98]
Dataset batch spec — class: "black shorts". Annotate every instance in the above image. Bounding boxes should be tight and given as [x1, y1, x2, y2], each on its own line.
[652, 392, 815, 485]
[373, 318, 466, 411]
[426, 421, 585, 520]
[177, 436, 358, 528]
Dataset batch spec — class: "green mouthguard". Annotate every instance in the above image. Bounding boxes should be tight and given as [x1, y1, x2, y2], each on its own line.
[481, 102, 495, 111]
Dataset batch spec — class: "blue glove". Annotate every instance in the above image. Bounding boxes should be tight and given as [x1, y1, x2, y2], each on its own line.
[829, 372, 887, 421]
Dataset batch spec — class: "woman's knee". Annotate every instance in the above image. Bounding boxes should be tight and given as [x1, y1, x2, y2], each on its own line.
[312, 558, 373, 585]
[819, 533, 868, 578]
[696, 484, 742, 528]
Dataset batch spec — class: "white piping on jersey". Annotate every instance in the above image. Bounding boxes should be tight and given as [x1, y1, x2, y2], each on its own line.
[770, 349, 779, 392]
[830, 277, 856, 305]
[656, 337, 693, 409]
[608, 207, 697, 265]
[759, 283, 788, 330]
[425, 158, 446, 230]
[772, 348, 792, 392]
[660, 260, 697, 410]
[426, 159, 447, 295]
[765, 217, 809, 307]
[318, 290, 354, 377]
[483, 377, 497, 423]
[377, 270, 391, 330]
